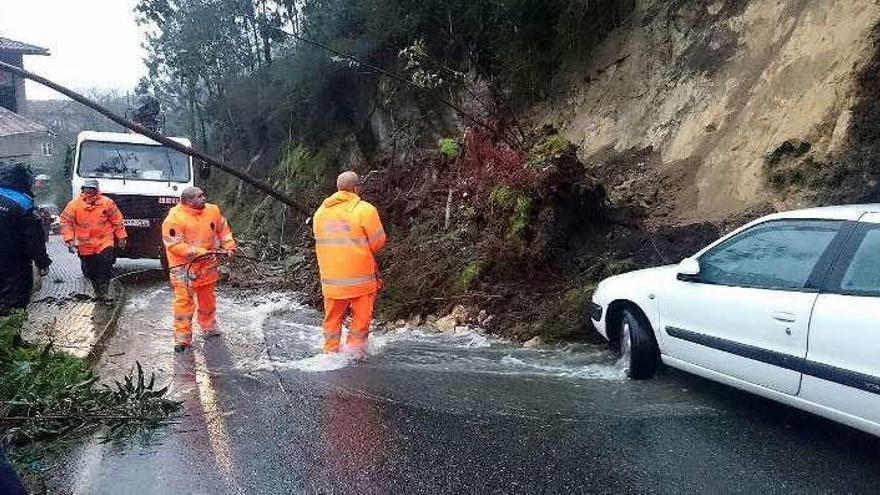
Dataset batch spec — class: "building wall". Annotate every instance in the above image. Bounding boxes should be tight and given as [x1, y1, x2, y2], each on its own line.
[0, 132, 51, 169]
[0, 51, 24, 113]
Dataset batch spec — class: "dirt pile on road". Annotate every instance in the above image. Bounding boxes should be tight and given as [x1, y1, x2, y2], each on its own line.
[233, 127, 773, 343]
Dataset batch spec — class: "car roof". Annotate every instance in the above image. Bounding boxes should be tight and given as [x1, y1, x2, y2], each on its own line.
[760, 204, 880, 222]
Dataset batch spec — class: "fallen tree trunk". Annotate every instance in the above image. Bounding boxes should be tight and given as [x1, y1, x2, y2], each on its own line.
[0, 61, 311, 217]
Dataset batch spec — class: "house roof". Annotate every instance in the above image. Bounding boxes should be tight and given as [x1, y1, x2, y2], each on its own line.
[0, 105, 48, 137]
[0, 37, 49, 55]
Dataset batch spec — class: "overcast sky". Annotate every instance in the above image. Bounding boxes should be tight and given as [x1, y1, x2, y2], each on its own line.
[0, 0, 146, 100]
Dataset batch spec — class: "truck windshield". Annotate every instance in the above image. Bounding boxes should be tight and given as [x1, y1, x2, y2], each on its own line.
[77, 141, 191, 183]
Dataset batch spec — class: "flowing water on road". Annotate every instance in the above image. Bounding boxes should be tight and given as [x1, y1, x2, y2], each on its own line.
[259, 306, 627, 379]
[109, 284, 628, 383]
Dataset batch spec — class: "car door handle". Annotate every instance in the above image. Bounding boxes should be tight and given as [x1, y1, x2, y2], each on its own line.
[771, 311, 796, 323]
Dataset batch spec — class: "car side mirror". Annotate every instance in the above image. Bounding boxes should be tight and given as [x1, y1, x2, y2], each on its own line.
[199, 160, 211, 180]
[677, 258, 700, 281]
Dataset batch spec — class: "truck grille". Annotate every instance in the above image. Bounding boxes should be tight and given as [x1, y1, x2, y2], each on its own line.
[104, 194, 177, 221]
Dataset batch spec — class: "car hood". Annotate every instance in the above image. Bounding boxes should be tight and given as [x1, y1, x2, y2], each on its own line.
[596, 264, 679, 294]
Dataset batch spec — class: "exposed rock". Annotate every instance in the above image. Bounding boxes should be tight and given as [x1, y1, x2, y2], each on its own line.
[407, 314, 423, 327]
[240, 246, 259, 259]
[434, 314, 457, 333]
[283, 253, 306, 269]
[477, 310, 488, 325]
[556, 0, 880, 220]
[450, 304, 470, 324]
[827, 110, 853, 155]
[523, 336, 544, 348]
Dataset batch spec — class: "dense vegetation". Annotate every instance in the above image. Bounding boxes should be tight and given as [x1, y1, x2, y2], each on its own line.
[135, 0, 635, 154]
[131, 0, 690, 340]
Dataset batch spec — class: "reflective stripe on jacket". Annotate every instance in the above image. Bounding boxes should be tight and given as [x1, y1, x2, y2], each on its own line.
[162, 203, 236, 287]
[60, 194, 126, 256]
[313, 191, 386, 299]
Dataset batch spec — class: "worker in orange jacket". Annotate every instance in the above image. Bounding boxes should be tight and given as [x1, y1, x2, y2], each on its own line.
[60, 179, 126, 300]
[162, 187, 236, 352]
[313, 171, 387, 359]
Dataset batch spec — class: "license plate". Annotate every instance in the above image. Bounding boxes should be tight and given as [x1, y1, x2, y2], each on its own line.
[123, 219, 150, 227]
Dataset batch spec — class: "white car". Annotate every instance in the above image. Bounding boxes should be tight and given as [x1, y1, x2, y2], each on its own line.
[591, 205, 880, 437]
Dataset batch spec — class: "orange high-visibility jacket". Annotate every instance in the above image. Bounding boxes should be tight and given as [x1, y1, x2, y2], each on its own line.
[60, 194, 127, 255]
[162, 203, 236, 287]
[313, 191, 386, 299]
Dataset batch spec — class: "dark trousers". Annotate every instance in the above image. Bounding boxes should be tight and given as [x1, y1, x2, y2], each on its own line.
[0, 262, 32, 316]
[0, 443, 26, 495]
[80, 247, 114, 297]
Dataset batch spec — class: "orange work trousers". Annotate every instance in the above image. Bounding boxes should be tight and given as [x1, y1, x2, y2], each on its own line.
[172, 282, 217, 345]
[322, 292, 376, 354]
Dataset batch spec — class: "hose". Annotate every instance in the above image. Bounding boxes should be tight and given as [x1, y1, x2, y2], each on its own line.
[115, 251, 263, 284]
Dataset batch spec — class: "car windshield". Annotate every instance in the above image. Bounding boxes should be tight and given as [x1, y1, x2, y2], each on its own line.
[77, 140, 191, 183]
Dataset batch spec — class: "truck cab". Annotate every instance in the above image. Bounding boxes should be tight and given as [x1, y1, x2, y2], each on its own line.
[71, 131, 194, 267]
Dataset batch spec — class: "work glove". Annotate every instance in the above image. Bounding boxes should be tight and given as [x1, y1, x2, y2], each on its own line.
[118, 238, 127, 249]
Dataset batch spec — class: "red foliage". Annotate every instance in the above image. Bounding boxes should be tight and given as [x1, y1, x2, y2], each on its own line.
[454, 128, 535, 194]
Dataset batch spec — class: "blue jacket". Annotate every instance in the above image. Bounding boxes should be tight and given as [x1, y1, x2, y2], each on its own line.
[0, 186, 51, 269]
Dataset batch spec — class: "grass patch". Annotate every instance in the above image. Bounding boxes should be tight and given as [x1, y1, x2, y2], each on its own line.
[456, 260, 485, 291]
[763, 140, 827, 192]
[533, 257, 636, 341]
[534, 281, 598, 341]
[438, 138, 461, 159]
[489, 186, 534, 242]
[601, 258, 637, 278]
[0, 311, 179, 485]
[528, 132, 572, 166]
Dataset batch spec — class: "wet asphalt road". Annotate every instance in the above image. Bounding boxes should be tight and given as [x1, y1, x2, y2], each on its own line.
[46, 280, 880, 494]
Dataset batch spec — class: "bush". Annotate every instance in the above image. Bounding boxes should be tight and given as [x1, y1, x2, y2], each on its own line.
[0, 311, 179, 480]
[456, 260, 485, 290]
[489, 186, 533, 241]
[528, 132, 572, 166]
[438, 138, 461, 159]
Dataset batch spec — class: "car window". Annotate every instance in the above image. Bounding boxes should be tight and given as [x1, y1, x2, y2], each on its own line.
[698, 220, 842, 290]
[837, 228, 880, 296]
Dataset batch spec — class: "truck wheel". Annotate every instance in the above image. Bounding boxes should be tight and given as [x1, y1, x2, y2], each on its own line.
[618, 308, 660, 380]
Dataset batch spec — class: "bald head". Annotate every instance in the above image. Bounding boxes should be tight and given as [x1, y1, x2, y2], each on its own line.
[336, 171, 360, 193]
[181, 187, 206, 209]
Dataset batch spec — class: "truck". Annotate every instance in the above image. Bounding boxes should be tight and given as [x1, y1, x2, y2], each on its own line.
[70, 130, 203, 269]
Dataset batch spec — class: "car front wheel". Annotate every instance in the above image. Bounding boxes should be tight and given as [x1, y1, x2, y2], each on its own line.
[618, 308, 660, 380]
